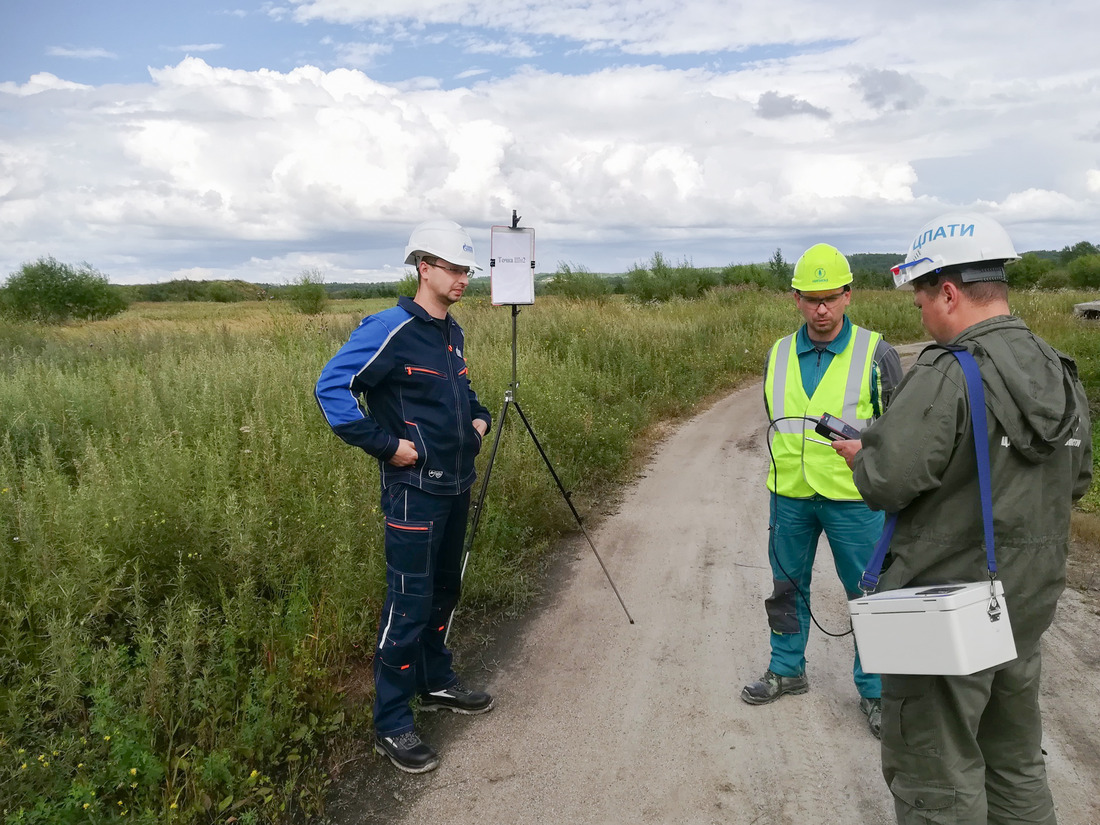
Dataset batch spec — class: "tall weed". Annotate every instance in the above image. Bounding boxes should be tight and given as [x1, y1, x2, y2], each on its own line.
[1, 289, 1096, 822]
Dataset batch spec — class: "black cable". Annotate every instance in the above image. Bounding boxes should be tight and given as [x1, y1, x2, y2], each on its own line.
[764, 415, 854, 638]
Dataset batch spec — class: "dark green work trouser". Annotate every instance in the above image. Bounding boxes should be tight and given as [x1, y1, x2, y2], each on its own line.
[881, 646, 1056, 825]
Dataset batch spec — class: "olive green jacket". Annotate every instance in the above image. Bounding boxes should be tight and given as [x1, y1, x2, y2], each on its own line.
[852, 315, 1092, 654]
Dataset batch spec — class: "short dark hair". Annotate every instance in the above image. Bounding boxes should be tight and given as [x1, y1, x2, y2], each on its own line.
[912, 269, 1008, 305]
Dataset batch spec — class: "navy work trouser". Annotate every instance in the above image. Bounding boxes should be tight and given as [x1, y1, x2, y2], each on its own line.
[374, 483, 469, 737]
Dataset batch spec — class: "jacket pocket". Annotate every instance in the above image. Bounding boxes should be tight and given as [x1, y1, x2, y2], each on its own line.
[404, 364, 446, 379]
[403, 420, 429, 469]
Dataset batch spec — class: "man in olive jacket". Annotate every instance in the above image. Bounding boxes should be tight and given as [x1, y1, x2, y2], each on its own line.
[833, 213, 1092, 825]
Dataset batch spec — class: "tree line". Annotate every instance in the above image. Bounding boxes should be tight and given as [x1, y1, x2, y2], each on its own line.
[2, 242, 1098, 323]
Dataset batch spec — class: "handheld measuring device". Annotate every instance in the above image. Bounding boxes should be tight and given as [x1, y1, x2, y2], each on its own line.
[814, 412, 861, 441]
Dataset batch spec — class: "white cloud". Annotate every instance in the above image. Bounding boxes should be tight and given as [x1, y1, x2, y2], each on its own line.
[3, 1, 1100, 283]
[0, 73, 92, 95]
[46, 46, 117, 60]
[289, 0, 875, 54]
[992, 189, 1086, 220]
[172, 44, 225, 54]
[324, 38, 393, 68]
[463, 36, 538, 59]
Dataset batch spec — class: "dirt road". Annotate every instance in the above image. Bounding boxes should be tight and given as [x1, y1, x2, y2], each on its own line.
[325, 365, 1100, 825]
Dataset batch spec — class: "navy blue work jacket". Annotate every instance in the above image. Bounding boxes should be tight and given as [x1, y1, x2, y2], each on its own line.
[315, 296, 492, 495]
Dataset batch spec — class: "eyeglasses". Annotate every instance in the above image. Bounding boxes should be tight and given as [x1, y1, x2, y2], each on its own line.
[797, 291, 847, 308]
[425, 260, 470, 276]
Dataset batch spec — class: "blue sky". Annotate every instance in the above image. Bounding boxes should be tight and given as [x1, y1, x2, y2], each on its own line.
[2, 1, 1099, 284]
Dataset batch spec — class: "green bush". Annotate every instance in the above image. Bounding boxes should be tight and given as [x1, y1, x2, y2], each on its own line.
[1036, 269, 1072, 291]
[627, 252, 720, 302]
[852, 267, 894, 290]
[1010, 253, 1056, 289]
[1067, 254, 1100, 290]
[128, 279, 265, 303]
[287, 269, 328, 315]
[396, 273, 419, 298]
[721, 262, 785, 291]
[1, 257, 128, 323]
[206, 282, 241, 303]
[542, 263, 612, 302]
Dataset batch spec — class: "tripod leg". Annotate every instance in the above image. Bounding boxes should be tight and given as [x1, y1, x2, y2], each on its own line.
[512, 400, 634, 624]
[444, 395, 511, 645]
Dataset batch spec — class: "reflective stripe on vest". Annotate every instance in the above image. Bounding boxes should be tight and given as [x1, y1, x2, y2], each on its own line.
[765, 325, 880, 500]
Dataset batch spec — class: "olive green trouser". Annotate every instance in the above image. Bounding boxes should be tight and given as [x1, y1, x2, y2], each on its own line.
[880, 646, 1055, 825]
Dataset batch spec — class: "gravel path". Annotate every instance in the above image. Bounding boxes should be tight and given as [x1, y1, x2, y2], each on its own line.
[325, 362, 1100, 825]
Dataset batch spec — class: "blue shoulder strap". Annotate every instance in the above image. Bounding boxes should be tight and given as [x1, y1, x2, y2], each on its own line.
[954, 349, 997, 576]
[858, 347, 997, 593]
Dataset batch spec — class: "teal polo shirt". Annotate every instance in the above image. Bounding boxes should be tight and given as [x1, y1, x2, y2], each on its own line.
[795, 316, 883, 415]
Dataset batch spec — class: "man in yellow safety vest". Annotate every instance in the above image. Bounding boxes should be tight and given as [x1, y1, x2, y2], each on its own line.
[741, 243, 902, 738]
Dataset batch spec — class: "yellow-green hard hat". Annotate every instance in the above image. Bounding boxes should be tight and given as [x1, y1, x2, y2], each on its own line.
[791, 243, 852, 291]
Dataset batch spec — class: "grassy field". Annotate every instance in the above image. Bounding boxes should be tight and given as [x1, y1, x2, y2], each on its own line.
[1, 287, 1097, 823]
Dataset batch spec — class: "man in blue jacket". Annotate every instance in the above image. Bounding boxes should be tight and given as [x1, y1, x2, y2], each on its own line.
[316, 220, 493, 774]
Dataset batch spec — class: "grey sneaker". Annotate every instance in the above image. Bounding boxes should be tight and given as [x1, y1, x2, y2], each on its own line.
[419, 681, 494, 715]
[860, 697, 882, 739]
[375, 731, 440, 774]
[740, 670, 809, 705]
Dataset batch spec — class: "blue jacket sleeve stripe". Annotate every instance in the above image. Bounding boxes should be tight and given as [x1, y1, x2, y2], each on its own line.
[315, 314, 412, 434]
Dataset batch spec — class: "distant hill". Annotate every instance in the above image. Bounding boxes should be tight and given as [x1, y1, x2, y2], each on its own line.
[114, 247, 1083, 302]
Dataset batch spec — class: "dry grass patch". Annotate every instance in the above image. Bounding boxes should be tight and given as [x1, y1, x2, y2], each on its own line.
[1069, 511, 1100, 607]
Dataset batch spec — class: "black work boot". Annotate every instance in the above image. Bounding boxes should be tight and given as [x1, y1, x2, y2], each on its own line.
[374, 731, 440, 774]
[859, 697, 882, 739]
[740, 669, 809, 705]
[419, 681, 494, 715]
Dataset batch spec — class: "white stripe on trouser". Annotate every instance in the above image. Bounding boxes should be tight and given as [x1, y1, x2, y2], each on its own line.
[379, 602, 396, 649]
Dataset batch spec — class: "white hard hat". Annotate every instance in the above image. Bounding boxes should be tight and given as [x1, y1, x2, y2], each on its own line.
[891, 212, 1019, 289]
[403, 220, 482, 271]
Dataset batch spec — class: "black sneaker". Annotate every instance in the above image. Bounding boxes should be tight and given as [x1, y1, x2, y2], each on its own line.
[419, 681, 494, 715]
[374, 731, 440, 774]
[740, 670, 809, 705]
